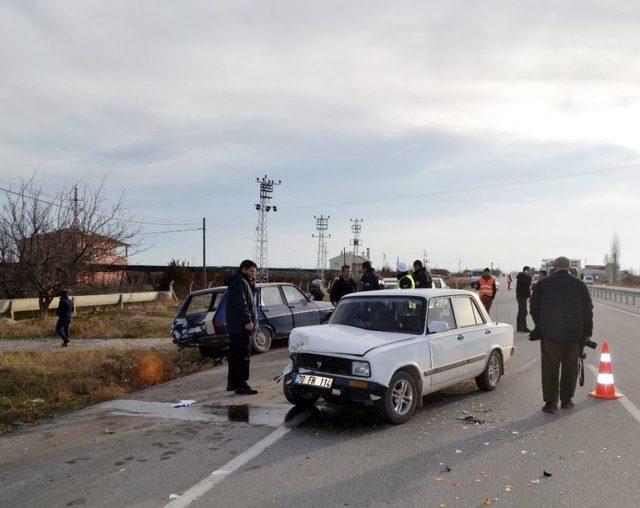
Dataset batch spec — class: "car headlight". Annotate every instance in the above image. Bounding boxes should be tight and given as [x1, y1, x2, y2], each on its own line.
[351, 361, 371, 377]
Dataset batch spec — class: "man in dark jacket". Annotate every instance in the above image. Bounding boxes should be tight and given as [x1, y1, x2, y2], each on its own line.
[225, 260, 259, 395]
[55, 290, 74, 347]
[531, 256, 593, 414]
[330, 265, 356, 305]
[359, 261, 382, 291]
[412, 260, 433, 289]
[516, 266, 532, 332]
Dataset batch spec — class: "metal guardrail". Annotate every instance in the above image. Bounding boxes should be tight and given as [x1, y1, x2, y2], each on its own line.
[0, 291, 173, 319]
[589, 285, 640, 308]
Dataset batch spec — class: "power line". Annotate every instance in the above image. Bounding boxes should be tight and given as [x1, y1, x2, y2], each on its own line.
[286, 163, 640, 211]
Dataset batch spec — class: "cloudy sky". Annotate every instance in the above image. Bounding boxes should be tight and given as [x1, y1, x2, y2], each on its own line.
[1, 0, 639, 271]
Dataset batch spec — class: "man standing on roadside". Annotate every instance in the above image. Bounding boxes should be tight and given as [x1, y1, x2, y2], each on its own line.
[531, 256, 593, 414]
[412, 260, 433, 289]
[476, 268, 497, 313]
[358, 261, 382, 291]
[516, 266, 532, 332]
[55, 290, 74, 347]
[330, 265, 357, 305]
[225, 259, 259, 395]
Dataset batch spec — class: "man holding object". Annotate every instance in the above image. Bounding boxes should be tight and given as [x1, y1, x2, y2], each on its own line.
[530, 256, 593, 414]
[226, 259, 259, 395]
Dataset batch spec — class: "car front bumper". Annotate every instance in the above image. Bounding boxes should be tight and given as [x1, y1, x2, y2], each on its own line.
[285, 368, 387, 403]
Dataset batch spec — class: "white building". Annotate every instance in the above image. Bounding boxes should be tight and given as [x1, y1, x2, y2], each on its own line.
[329, 252, 370, 275]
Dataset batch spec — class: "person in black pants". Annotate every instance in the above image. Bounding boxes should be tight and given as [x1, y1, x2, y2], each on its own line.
[516, 266, 532, 332]
[55, 290, 74, 347]
[225, 260, 259, 395]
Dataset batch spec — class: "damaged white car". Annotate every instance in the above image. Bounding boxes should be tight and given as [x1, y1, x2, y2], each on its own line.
[282, 289, 514, 424]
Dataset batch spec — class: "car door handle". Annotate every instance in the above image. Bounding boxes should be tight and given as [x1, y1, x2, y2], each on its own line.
[264, 308, 270, 312]
[457, 334, 465, 340]
[289, 305, 296, 309]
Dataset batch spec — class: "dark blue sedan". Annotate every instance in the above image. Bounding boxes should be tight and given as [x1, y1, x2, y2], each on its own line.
[172, 283, 334, 358]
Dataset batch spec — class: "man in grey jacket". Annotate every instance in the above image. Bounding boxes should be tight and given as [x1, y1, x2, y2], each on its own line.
[225, 260, 259, 395]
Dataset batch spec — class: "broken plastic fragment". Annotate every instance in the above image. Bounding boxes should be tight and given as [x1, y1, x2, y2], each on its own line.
[169, 494, 180, 499]
[456, 449, 463, 454]
[543, 470, 552, 477]
[482, 496, 491, 506]
[171, 400, 196, 408]
[531, 479, 540, 484]
[504, 485, 512, 492]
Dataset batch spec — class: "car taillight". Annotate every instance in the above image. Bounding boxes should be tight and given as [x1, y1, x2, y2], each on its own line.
[213, 320, 224, 335]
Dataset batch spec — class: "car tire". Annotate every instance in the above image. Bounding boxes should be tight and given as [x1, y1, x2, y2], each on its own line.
[376, 370, 418, 425]
[283, 377, 319, 407]
[251, 327, 273, 354]
[476, 349, 502, 391]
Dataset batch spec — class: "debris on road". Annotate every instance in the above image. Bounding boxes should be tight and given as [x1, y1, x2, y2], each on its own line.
[543, 470, 552, 477]
[482, 496, 492, 505]
[169, 494, 180, 499]
[456, 415, 485, 425]
[171, 400, 196, 408]
[504, 485, 512, 492]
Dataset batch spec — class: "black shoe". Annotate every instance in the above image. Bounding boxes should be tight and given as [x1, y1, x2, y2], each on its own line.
[521, 328, 531, 333]
[542, 402, 558, 414]
[561, 400, 574, 409]
[235, 387, 258, 395]
[61, 342, 68, 347]
[226, 384, 235, 392]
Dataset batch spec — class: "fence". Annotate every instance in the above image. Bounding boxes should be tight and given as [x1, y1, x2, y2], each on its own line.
[589, 285, 640, 308]
[0, 291, 174, 320]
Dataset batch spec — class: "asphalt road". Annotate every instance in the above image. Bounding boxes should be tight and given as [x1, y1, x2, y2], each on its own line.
[2, 283, 640, 507]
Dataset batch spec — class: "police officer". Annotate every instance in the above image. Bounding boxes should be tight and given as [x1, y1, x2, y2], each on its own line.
[476, 268, 497, 313]
[396, 262, 415, 289]
[412, 260, 433, 289]
[225, 259, 259, 395]
[530, 256, 593, 414]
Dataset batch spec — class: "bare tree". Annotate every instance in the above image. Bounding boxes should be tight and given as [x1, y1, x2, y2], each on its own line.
[0, 177, 140, 317]
[604, 233, 621, 283]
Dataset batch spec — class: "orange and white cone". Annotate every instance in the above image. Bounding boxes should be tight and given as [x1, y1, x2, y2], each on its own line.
[589, 340, 622, 400]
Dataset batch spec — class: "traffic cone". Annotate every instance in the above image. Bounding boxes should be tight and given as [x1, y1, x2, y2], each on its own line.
[589, 340, 622, 400]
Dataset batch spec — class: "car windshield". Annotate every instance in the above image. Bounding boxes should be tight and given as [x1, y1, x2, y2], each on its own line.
[329, 296, 426, 334]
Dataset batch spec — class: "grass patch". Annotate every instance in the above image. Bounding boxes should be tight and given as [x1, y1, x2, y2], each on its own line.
[0, 347, 212, 432]
[0, 303, 179, 340]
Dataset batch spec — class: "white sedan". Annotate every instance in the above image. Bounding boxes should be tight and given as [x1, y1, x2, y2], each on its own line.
[282, 289, 514, 424]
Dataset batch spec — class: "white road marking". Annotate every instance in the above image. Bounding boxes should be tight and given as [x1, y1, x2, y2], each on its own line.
[165, 408, 312, 507]
[165, 425, 290, 508]
[594, 302, 640, 318]
[587, 364, 640, 424]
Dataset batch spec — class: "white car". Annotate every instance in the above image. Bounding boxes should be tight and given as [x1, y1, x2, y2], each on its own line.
[583, 275, 594, 286]
[282, 289, 515, 424]
[432, 277, 449, 289]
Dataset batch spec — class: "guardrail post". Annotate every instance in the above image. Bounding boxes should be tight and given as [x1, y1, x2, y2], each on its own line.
[10, 300, 14, 321]
[72, 297, 77, 316]
[118, 293, 124, 309]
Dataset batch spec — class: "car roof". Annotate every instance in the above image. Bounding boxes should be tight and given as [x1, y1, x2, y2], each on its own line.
[188, 282, 295, 296]
[341, 288, 476, 299]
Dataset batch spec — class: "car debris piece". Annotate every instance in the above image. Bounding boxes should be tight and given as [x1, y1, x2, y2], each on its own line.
[171, 400, 196, 408]
[543, 470, 552, 477]
[456, 415, 486, 425]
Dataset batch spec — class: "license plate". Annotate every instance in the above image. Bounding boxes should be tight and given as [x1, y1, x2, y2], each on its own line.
[295, 374, 333, 389]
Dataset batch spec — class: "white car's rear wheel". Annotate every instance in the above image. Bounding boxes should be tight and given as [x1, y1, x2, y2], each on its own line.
[476, 349, 502, 391]
[376, 370, 418, 424]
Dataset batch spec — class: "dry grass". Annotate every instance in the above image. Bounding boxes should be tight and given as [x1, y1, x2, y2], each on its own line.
[0, 303, 179, 340]
[0, 347, 211, 431]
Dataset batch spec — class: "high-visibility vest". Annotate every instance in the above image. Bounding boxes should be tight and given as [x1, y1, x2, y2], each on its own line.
[477, 277, 495, 298]
[397, 274, 415, 289]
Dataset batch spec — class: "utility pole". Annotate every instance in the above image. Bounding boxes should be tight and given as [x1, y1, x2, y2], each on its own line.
[202, 217, 207, 289]
[254, 175, 281, 282]
[71, 185, 82, 228]
[313, 215, 330, 277]
[457, 259, 462, 289]
[349, 219, 363, 279]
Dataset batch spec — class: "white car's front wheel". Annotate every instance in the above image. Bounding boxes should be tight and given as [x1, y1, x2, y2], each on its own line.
[376, 370, 418, 424]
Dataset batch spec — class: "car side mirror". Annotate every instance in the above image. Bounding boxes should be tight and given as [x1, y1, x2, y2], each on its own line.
[428, 321, 449, 334]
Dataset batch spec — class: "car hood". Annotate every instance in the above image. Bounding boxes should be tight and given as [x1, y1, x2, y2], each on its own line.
[289, 324, 416, 356]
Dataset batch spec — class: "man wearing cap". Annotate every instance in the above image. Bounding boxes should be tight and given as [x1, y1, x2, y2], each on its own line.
[396, 262, 415, 289]
[475, 268, 497, 313]
[530, 256, 594, 414]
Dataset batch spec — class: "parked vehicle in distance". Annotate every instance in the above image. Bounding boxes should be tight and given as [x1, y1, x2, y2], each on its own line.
[172, 283, 334, 359]
[470, 269, 485, 286]
[282, 289, 515, 424]
[432, 277, 449, 289]
[583, 275, 594, 286]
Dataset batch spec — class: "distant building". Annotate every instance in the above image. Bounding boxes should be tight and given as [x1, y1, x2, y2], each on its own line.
[584, 264, 606, 278]
[329, 252, 370, 277]
[22, 229, 129, 286]
[541, 258, 582, 271]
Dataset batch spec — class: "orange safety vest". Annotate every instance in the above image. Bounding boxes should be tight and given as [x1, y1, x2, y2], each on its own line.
[477, 277, 495, 298]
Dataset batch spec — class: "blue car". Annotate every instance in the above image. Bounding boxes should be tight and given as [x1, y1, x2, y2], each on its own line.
[172, 283, 334, 358]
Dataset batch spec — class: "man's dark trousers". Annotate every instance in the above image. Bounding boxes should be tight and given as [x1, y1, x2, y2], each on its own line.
[541, 339, 580, 403]
[228, 334, 251, 389]
[55, 319, 70, 344]
[517, 297, 529, 331]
